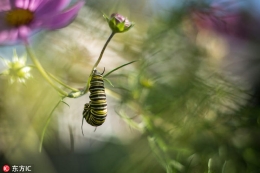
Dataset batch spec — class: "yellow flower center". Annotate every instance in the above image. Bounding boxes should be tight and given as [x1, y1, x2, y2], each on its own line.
[5, 9, 34, 27]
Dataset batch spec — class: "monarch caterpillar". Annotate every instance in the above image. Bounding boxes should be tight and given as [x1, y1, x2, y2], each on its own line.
[82, 68, 107, 134]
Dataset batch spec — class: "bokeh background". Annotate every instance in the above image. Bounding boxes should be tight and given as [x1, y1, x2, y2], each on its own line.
[1, 0, 260, 172]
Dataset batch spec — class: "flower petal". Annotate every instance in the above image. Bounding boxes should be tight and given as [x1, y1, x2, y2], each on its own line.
[35, 0, 71, 16]
[14, 0, 48, 11]
[15, 0, 30, 9]
[18, 26, 31, 39]
[44, 1, 84, 30]
[0, 28, 24, 45]
[8, 29, 19, 43]
[0, 0, 12, 11]
[0, 30, 9, 43]
[28, 0, 46, 11]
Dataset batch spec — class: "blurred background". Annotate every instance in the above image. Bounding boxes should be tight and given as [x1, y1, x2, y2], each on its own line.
[1, 0, 260, 172]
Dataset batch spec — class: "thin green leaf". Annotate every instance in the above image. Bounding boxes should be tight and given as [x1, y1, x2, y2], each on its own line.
[222, 161, 227, 173]
[103, 78, 114, 87]
[39, 98, 64, 152]
[148, 137, 170, 172]
[115, 108, 142, 131]
[103, 14, 110, 23]
[61, 100, 70, 108]
[104, 60, 137, 78]
[208, 158, 212, 173]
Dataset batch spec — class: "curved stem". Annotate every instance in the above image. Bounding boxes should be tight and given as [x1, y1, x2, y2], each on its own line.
[93, 32, 115, 69]
[25, 46, 68, 97]
[39, 98, 64, 152]
[28, 65, 79, 92]
[83, 32, 115, 94]
[48, 73, 79, 92]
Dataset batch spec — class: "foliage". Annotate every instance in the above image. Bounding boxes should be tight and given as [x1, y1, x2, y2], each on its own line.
[1, 0, 260, 173]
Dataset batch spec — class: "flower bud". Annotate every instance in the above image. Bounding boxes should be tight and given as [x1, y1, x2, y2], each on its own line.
[104, 13, 134, 33]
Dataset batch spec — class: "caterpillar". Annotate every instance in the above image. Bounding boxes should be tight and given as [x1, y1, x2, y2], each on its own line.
[82, 69, 107, 134]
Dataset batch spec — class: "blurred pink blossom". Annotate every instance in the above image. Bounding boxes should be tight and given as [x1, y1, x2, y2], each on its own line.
[191, 1, 260, 41]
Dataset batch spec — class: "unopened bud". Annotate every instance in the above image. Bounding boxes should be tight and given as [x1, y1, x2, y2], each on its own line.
[104, 13, 134, 33]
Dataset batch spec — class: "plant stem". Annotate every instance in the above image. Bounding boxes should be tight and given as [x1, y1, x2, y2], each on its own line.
[94, 32, 115, 69]
[28, 65, 79, 92]
[83, 32, 115, 94]
[25, 46, 68, 97]
[39, 99, 63, 152]
[48, 73, 79, 92]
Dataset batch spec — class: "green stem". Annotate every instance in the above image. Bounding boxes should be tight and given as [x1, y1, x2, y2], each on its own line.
[39, 99, 63, 152]
[94, 32, 115, 69]
[83, 32, 115, 94]
[28, 65, 79, 92]
[25, 46, 68, 97]
[48, 73, 79, 92]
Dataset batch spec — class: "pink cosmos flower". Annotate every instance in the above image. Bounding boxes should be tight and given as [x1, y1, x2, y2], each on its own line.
[0, 0, 84, 45]
[191, 2, 240, 35]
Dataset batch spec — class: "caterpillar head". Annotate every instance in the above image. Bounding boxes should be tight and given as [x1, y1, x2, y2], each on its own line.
[93, 68, 105, 76]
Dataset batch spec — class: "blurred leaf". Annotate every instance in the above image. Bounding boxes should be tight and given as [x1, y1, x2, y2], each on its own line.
[104, 60, 137, 78]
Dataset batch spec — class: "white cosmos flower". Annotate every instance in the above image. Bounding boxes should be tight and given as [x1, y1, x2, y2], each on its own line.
[1, 50, 31, 83]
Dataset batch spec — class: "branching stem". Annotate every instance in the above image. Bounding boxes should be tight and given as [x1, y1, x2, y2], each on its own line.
[26, 46, 68, 97]
[83, 32, 115, 94]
